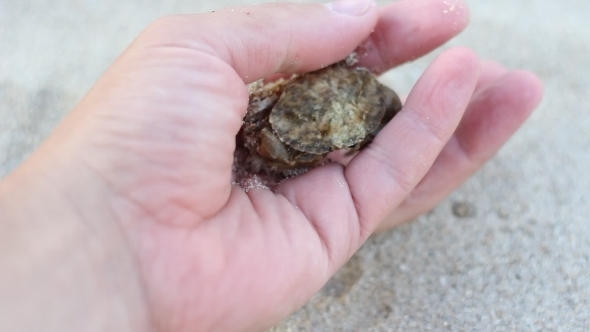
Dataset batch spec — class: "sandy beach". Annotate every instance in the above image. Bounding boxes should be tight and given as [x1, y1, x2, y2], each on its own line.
[1, 0, 588, 330]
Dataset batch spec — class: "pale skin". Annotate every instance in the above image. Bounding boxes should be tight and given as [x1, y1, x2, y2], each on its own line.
[0, 0, 543, 331]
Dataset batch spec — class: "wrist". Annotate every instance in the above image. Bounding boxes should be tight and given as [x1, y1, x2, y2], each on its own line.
[0, 148, 152, 331]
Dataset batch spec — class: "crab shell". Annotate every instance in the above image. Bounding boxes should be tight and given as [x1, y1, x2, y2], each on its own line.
[269, 64, 387, 154]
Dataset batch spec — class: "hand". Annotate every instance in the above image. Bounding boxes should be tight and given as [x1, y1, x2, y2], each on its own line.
[0, 0, 543, 331]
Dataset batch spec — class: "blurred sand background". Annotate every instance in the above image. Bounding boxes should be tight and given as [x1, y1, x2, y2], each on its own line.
[1, 0, 589, 330]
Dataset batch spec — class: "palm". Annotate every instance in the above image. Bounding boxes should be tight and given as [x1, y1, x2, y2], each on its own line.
[96, 52, 360, 331]
[50, 1, 542, 331]
[126, 189, 333, 331]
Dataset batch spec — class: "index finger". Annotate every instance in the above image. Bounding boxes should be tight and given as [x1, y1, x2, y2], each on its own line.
[276, 48, 480, 268]
[347, 47, 480, 233]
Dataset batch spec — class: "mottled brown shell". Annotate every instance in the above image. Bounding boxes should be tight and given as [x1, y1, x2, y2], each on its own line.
[269, 65, 386, 154]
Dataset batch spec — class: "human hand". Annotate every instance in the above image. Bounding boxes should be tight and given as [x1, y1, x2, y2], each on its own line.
[0, 0, 543, 331]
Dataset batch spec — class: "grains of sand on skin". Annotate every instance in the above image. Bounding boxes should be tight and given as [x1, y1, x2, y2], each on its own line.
[235, 175, 270, 193]
[442, 0, 464, 14]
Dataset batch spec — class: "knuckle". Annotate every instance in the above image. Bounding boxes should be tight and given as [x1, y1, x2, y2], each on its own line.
[138, 14, 189, 46]
[404, 105, 447, 145]
[147, 14, 183, 32]
[366, 144, 416, 193]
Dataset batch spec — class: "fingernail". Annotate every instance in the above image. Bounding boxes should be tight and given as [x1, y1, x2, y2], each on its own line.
[325, 0, 374, 16]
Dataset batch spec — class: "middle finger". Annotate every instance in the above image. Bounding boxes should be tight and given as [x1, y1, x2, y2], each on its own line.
[357, 0, 470, 73]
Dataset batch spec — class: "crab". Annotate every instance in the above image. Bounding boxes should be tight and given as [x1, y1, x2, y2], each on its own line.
[234, 59, 402, 185]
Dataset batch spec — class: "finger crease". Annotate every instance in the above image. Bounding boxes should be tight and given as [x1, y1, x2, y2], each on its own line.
[402, 106, 448, 145]
[366, 143, 416, 195]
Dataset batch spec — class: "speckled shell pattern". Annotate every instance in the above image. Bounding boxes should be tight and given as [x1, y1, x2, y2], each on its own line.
[269, 64, 386, 154]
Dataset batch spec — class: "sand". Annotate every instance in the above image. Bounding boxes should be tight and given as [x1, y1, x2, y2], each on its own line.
[1, 0, 588, 330]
